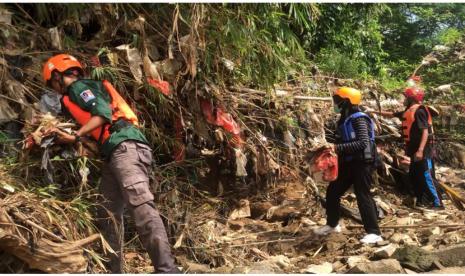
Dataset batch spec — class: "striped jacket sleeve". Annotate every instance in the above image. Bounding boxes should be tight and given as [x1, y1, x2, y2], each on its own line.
[336, 117, 370, 155]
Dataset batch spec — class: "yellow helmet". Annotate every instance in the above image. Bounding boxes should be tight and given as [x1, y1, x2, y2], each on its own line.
[333, 87, 361, 105]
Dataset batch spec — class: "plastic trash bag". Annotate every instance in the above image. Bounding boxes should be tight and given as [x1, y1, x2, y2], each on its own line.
[311, 148, 338, 182]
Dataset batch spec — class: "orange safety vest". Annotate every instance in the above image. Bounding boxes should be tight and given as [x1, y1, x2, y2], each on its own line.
[62, 80, 139, 143]
[401, 104, 433, 145]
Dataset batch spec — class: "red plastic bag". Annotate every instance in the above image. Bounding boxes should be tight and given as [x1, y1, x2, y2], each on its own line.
[200, 99, 216, 124]
[311, 148, 338, 182]
[200, 99, 243, 148]
[147, 77, 171, 96]
[215, 108, 241, 135]
[23, 135, 35, 150]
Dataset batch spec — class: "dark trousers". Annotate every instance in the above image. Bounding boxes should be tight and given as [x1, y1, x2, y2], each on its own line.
[409, 158, 441, 207]
[97, 141, 177, 273]
[326, 161, 381, 235]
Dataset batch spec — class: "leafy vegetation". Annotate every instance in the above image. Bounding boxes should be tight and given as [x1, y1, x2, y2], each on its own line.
[380, 4, 465, 83]
[315, 48, 369, 79]
[0, 3, 464, 272]
[6, 3, 464, 97]
[198, 4, 317, 88]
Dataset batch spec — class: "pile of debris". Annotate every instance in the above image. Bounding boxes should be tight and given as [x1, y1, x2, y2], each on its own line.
[164, 97, 465, 274]
[1, 4, 465, 274]
[0, 164, 107, 273]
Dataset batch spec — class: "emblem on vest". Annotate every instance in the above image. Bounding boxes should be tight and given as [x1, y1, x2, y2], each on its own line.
[80, 89, 96, 102]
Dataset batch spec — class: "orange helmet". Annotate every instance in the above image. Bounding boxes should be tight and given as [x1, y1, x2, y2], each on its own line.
[43, 54, 83, 83]
[334, 87, 362, 105]
[404, 87, 424, 102]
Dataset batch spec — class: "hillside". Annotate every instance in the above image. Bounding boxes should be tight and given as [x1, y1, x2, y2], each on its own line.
[0, 3, 464, 273]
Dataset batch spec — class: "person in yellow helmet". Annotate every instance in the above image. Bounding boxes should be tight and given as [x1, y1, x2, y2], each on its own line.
[42, 54, 180, 273]
[314, 87, 382, 244]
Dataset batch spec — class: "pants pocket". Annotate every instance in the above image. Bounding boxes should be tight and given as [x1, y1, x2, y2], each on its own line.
[111, 142, 128, 162]
[124, 181, 154, 206]
[137, 148, 153, 167]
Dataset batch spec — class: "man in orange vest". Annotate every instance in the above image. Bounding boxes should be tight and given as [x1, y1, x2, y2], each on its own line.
[371, 87, 443, 209]
[42, 54, 180, 273]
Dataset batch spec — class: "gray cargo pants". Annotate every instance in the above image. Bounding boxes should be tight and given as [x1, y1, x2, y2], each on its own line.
[97, 141, 177, 273]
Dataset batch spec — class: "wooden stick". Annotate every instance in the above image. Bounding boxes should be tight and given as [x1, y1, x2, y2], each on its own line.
[14, 3, 43, 28]
[312, 245, 324, 258]
[294, 95, 332, 101]
[227, 238, 296, 248]
[66, 233, 101, 249]
[229, 86, 267, 95]
[438, 182, 465, 204]
[230, 86, 333, 101]
[12, 211, 66, 242]
[24, 219, 66, 242]
[0, 94, 37, 109]
[347, 224, 465, 230]
[179, 238, 296, 250]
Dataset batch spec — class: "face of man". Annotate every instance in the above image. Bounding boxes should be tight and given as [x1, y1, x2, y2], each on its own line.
[403, 96, 412, 107]
[63, 75, 76, 87]
[49, 74, 77, 95]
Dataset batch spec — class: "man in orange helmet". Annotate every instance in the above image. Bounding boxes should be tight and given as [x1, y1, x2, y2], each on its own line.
[371, 87, 443, 209]
[314, 87, 383, 244]
[42, 54, 180, 273]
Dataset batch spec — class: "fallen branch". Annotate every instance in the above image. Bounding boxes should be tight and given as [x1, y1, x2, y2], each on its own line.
[0, 232, 100, 273]
[179, 238, 296, 250]
[347, 224, 465, 230]
[229, 86, 267, 95]
[227, 238, 296, 248]
[294, 95, 332, 101]
[437, 181, 465, 210]
[229, 86, 333, 101]
[65, 233, 101, 249]
[12, 211, 66, 242]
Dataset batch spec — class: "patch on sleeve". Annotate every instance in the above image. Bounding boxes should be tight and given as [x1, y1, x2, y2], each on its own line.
[79, 90, 96, 103]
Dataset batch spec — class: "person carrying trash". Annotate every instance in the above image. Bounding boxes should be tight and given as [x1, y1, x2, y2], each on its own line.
[41, 54, 180, 273]
[314, 87, 383, 244]
[370, 87, 443, 210]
